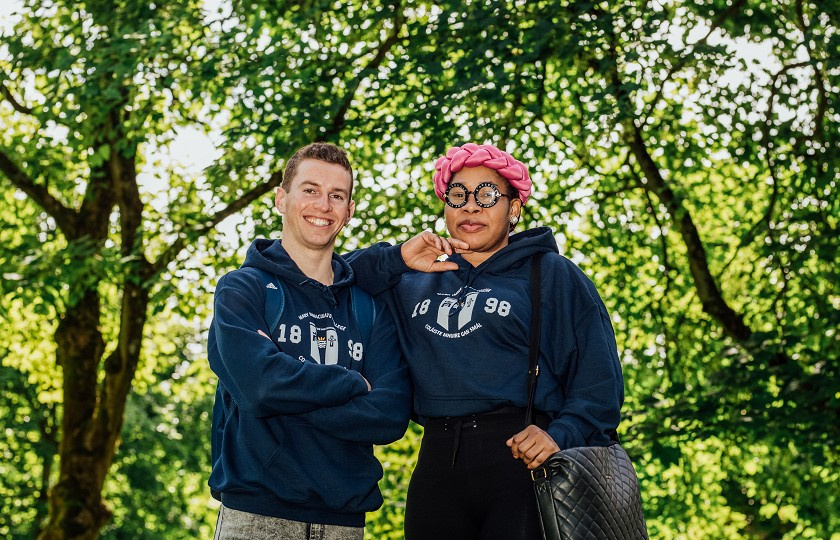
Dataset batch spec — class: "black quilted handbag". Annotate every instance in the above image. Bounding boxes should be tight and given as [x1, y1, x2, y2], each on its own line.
[531, 444, 648, 539]
[525, 254, 648, 540]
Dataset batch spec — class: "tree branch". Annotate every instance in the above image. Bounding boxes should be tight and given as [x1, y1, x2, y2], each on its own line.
[0, 80, 34, 115]
[731, 56, 836, 274]
[624, 119, 751, 340]
[752, 59, 810, 242]
[717, 168, 774, 277]
[795, 0, 829, 142]
[0, 149, 77, 234]
[151, 170, 283, 273]
[320, 5, 404, 140]
[2, 71, 84, 134]
[603, 21, 752, 341]
[644, 0, 748, 119]
[632, 163, 673, 277]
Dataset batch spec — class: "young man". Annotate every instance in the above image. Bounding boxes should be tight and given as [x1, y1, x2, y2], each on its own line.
[208, 142, 410, 540]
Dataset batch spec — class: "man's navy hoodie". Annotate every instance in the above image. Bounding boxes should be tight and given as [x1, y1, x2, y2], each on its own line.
[208, 239, 410, 527]
[347, 227, 623, 449]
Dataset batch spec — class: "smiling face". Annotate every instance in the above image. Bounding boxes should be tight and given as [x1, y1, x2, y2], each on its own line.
[444, 166, 521, 266]
[275, 158, 355, 256]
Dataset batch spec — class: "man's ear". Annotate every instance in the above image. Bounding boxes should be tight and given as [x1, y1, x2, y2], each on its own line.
[275, 187, 286, 214]
[345, 200, 355, 225]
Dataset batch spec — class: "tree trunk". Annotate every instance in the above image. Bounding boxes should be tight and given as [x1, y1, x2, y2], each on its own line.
[39, 274, 151, 540]
[37, 145, 152, 539]
[40, 291, 110, 540]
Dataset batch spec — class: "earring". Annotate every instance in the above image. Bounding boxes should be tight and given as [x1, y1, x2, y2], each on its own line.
[510, 216, 519, 225]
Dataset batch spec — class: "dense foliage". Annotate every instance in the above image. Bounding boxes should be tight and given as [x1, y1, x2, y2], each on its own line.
[1, 0, 837, 538]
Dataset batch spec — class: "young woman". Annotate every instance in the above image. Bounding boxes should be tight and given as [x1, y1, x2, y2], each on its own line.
[349, 143, 624, 540]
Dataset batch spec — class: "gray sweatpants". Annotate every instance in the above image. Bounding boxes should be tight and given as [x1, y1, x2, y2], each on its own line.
[213, 504, 364, 540]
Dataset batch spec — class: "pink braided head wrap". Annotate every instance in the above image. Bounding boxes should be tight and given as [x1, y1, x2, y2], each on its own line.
[433, 143, 532, 204]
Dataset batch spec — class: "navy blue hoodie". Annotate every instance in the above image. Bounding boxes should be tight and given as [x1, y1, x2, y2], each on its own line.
[347, 227, 623, 449]
[209, 239, 410, 527]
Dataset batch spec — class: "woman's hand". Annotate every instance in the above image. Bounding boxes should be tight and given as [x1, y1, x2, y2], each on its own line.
[506, 425, 560, 469]
[400, 231, 471, 272]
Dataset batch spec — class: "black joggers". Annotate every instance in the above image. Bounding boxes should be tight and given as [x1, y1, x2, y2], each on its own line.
[404, 408, 549, 540]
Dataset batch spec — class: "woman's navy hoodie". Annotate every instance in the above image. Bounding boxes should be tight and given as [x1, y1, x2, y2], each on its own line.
[208, 239, 410, 527]
[347, 227, 623, 449]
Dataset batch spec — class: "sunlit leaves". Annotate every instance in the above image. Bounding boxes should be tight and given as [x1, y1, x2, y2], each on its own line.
[1, 0, 837, 538]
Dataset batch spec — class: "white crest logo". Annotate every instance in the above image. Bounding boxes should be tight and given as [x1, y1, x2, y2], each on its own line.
[309, 324, 339, 365]
[436, 291, 479, 331]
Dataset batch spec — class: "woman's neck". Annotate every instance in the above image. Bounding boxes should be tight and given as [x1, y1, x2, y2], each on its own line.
[460, 249, 497, 267]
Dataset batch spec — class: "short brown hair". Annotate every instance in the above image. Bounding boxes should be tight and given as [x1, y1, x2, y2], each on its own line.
[282, 142, 354, 194]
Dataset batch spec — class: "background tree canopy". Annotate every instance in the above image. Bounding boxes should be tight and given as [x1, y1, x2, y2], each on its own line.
[1, 0, 837, 538]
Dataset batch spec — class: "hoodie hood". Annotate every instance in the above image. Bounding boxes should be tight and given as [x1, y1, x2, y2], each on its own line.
[242, 238, 356, 289]
[450, 226, 559, 276]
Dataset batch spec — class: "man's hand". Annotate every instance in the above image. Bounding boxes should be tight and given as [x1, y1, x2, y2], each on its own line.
[506, 425, 561, 469]
[400, 231, 471, 272]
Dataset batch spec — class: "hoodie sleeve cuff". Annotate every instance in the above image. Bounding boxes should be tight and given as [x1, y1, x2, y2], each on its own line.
[385, 244, 411, 274]
[547, 422, 586, 450]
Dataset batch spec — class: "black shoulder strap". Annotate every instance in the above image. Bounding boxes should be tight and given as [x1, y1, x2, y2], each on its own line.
[525, 253, 544, 426]
[523, 254, 621, 443]
[350, 285, 376, 343]
[248, 267, 286, 333]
